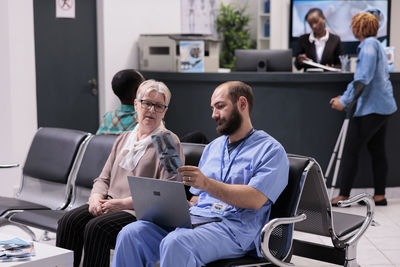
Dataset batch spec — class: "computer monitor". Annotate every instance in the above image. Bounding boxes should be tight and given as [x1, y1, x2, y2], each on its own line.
[235, 49, 293, 72]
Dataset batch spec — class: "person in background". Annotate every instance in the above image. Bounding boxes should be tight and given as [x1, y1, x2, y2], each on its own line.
[112, 81, 289, 267]
[330, 13, 397, 206]
[96, 69, 144, 135]
[56, 80, 184, 267]
[295, 8, 342, 71]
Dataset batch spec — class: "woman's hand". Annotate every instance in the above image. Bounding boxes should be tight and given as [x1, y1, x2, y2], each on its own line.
[88, 193, 104, 217]
[330, 96, 344, 111]
[297, 54, 308, 64]
[99, 197, 133, 214]
[188, 196, 199, 207]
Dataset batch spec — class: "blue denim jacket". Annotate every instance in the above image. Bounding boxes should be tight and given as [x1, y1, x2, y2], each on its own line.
[339, 37, 397, 117]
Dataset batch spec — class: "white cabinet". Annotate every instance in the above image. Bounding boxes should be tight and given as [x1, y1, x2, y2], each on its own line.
[257, 0, 270, 49]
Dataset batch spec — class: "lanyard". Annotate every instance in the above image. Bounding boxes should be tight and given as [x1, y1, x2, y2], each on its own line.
[220, 127, 254, 182]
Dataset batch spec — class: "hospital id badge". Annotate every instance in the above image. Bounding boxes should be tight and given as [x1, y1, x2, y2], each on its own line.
[211, 203, 227, 215]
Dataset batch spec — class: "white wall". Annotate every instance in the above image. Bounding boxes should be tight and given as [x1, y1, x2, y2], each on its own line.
[270, 0, 289, 49]
[0, 0, 37, 197]
[390, 0, 400, 71]
[97, 0, 181, 118]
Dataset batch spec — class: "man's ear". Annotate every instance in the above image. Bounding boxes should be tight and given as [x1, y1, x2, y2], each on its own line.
[238, 96, 248, 112]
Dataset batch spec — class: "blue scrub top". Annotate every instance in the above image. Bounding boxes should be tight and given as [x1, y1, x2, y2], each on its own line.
[340, 37, 397, 117]
[190, 130, 289, 255]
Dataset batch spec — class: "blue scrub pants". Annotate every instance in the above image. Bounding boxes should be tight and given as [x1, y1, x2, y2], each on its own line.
[112, 220, 249, 267]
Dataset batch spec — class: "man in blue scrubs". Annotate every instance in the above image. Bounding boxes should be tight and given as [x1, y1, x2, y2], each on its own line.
[112, 81, 289, 267]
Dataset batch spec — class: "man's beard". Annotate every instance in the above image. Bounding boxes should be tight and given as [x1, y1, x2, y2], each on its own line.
[216, 106, 242, 136]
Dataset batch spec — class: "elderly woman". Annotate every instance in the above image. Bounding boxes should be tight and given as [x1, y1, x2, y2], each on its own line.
[56, 80, 184, 267]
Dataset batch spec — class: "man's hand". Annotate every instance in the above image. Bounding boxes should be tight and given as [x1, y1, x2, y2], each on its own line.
[178, 166, 267, 210]
[88, 193, 104, 216]
[178, 166, 209, 191]
[99, 197, 133, 214]
[330, 96, 344, 111]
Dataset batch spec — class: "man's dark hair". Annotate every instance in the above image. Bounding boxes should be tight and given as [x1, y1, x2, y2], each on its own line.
[112, 69, 144, 103]
[305, 7, 325, 21]
[226, 81, 254, 113]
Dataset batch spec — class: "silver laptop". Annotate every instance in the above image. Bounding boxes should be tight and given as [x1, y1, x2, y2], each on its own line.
[128, 176, 221, 229]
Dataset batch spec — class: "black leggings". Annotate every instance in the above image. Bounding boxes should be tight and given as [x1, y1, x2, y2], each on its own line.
[56, 204, 136, 267]
[339, 113, 390, 196]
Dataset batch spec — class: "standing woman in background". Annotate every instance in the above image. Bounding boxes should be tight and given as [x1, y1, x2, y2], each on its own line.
[330, 12, 397, 206]
[295, 8, 342, 71]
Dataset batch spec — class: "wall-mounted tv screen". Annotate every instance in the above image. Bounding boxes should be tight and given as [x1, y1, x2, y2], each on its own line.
[290, 0, 391, 56]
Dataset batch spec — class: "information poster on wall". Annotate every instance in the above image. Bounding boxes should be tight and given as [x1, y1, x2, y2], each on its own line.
[181, 0, 220, 35]
[179, 41, 204, 72]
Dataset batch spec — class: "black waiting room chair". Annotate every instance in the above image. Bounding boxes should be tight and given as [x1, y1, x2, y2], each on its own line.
[9, 134, 118, 234]
[181, 142, 207, 200]
[292, 159, 374, 267]
[206, 154, 313, 267]
[0, 127, 90, 239]
[8, 139, 199, 238]
[181, 142, 206, 166]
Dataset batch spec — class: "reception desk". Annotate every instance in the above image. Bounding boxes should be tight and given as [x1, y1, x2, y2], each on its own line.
[142, 71, 400, 188]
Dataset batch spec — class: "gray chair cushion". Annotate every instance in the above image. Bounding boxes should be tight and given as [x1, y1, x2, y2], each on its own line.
[332, 211, 364, 238]
[0, 198, 49, 216]
[10, 210, 66, 232]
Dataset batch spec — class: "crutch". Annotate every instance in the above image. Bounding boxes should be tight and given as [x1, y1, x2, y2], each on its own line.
[325, 116, 350, 199]
[325, 81, 365, 199]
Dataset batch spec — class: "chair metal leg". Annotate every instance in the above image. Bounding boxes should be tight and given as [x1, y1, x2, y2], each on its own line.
[344, 260, 360, 267]
[344, 243, 360, 267]
[0, 217, 37, 241]
[41, 230, 51, 241]
[0, 217, 9, 228]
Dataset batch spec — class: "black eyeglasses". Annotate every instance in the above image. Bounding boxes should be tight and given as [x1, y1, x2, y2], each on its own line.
[138, 99, 167, 113]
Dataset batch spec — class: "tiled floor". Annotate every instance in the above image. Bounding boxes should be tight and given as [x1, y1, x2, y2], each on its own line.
[1, 198, 400, 267]
[292, 198, 400, 267]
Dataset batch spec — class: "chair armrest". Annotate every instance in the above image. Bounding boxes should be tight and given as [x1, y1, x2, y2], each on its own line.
[337, 193, 374, 245]
[260, 214, 307, 267]
[0, 164, 19, 168]
[1, 209, 24, 219]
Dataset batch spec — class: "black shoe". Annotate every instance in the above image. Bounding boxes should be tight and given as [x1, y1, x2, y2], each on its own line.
[375, 198, 387, 206]
[358, 198, 387, 206]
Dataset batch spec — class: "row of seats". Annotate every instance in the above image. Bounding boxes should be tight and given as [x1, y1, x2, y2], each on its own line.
[0, 127, 374, 266]
[0, 128, 207, 236]
[0, 128, 117, 236]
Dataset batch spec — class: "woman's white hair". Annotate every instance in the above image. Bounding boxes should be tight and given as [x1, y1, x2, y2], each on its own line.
[136, 79, 171, 106]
